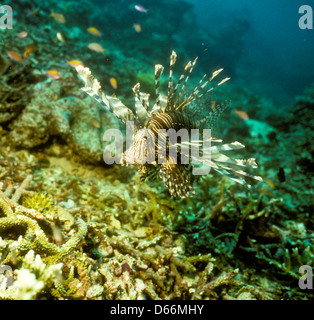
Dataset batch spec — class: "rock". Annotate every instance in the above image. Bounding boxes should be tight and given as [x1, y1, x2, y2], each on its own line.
[8, 79, 121, 164]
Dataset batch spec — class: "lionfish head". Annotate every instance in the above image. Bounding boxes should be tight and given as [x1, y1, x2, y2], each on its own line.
[121, 128, 156, 166]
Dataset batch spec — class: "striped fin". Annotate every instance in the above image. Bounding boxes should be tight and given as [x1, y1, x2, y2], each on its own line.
[210, 161, 263, 187]
[187, 73, 207, 98]
[205, 77, 231, 95]
[159, 163, 193, 198]
[190, 155, 262, 187]
[139, 92, 150, 111]
[154, 64, 164, 110]
[165, 51, 177, 111]
[76, 66, 134, 123]
[188, 138, 262, 187]
[181, 69, 229, 109]
[172, 61, 194, 109]
[139, 164, 160, 182]
[197, 102, 230, 139]
[183, 72, 211, 105]
[211, 153, 259, 170]
[132, 83, 150, 126]
[175, 57, 198, 109]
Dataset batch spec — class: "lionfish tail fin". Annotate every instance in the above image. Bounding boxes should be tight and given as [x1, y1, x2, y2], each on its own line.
[76, 65, 134, 122]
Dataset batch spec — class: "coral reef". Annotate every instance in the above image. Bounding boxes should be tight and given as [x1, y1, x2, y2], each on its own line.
[0, 0, 313, 300]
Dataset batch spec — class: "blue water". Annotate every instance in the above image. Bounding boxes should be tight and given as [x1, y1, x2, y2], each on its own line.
[89, 0, 314, 106]
[191, 0, 314, 106]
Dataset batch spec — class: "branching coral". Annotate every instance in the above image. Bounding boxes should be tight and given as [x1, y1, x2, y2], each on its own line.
[0, 250, 64, 300]
[0, 176, 87, 263]
[0, 175, 88, 299]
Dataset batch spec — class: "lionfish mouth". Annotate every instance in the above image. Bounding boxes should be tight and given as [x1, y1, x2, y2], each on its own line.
[76, 51, 262, 198]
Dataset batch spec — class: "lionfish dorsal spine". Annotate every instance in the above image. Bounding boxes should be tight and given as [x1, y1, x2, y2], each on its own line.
[165, 51, 177, 111]
[76, 65, 134, 123]
[206, 76, 231, 96]
[132, 83, 150, 126]
[182, 69, 229, 109]
[174, 57, 198, 109]
[172, 61, 194, 109]
[154, 64, 164, 112]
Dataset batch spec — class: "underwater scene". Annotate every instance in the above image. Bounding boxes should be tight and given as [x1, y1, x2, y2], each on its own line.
[0, 0, 313, 301]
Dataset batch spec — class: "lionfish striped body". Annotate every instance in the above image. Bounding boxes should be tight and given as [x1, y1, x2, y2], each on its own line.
[76, 51, 262, 198]
[139, 110, 199, 197]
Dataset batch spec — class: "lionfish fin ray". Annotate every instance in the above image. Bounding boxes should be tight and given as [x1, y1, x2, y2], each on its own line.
[165, 51, 177, 111]
[154, 64, 164, 111]
[174, 57, 198, 109]
[160, 163, 193, 198]
[132, 83, 150, 126]
[76, 66, 134, 122]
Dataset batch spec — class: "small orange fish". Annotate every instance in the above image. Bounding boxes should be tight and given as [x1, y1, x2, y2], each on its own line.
[8, 51, 23, 63]
[133, 24, 142, 32]
[234, 110, 249, 120]
[17, 31, 28, 39]
[23, 47, 33, 59]
[66, 60, 84, 68]
[50, 11, 66, 24]
[109, 77, 118, 90]
[46, 69, 61, 79]
[87, 27, 102, 36]
[88, 43, 106, 54]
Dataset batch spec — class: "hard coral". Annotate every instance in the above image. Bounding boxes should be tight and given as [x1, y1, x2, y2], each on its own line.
[0, 175, 88, 299]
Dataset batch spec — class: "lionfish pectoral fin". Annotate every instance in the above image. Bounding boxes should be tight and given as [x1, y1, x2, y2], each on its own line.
[188, 139, 262, 187]
[209, 143, 263, 187]
[211, 164, 263, 188]
[76, 65, 134, 123]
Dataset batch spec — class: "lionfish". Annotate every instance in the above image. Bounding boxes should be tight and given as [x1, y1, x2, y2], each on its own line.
[76, 51, 262, 198]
